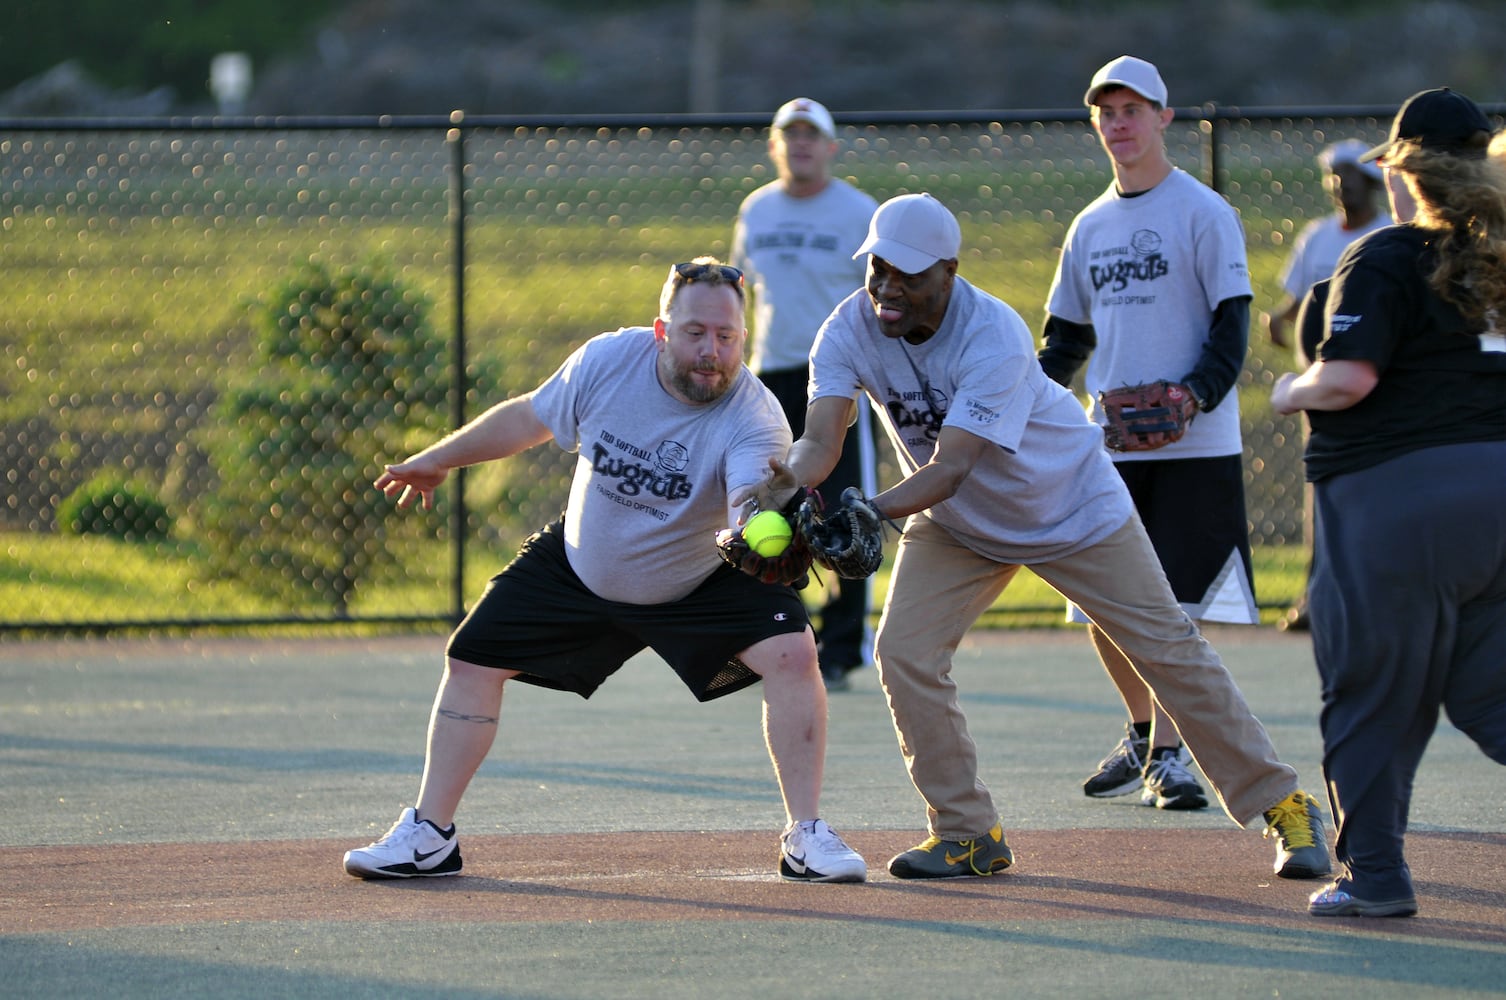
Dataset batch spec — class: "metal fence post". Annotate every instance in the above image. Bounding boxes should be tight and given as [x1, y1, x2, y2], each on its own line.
[1202, 102, 1221, 193]
[447, 113, 468, 626]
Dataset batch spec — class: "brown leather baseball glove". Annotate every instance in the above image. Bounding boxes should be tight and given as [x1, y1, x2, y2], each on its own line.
[1098, 380, 1198, 452]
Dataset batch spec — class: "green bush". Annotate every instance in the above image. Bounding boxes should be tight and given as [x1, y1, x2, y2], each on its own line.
[57, 472, 172, 542]
[198, 258, 449, 616]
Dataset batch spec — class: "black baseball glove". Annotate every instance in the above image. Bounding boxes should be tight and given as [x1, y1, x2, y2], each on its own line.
[794, 487, 896, 580]
[1099, 380, 1198, 452]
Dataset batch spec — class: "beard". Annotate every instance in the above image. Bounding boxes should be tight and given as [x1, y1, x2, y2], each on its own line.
[666, 357, 734, 402]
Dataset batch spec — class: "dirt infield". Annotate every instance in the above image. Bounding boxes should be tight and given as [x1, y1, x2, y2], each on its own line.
[6, 632, 1505, 998]
[7, 828, 1504, 940]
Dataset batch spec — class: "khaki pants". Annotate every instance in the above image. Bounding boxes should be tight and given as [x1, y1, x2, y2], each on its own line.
[876, 514, 1298, 838]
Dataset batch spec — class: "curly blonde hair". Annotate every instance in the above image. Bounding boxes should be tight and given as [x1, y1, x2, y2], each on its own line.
[1386, 132, 1506, 328]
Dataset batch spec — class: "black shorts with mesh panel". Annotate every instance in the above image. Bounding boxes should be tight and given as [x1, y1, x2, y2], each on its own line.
[1113, 453, 1254, 605]
[446, 519, 811, 702]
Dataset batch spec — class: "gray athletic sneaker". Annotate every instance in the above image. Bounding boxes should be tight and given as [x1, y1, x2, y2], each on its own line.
[1308, 882, 1417, 917]
[1264, 791, 1333, 879]
[1082, 724, 1149, 798]
[888, 822, 1014, 879]
[1140, 747, 1209, 810]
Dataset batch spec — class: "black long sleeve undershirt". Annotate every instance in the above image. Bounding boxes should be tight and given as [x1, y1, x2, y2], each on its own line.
[1037, 295, 1251, 412]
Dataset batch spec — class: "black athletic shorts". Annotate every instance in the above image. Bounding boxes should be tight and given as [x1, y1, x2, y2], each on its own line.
[446, 520, 810, 702]
[1113, 454, 1254, 602]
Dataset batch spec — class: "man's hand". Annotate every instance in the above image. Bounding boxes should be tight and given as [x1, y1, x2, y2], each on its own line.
[374, 456, 450, 511]
[730, 456, 802, 516]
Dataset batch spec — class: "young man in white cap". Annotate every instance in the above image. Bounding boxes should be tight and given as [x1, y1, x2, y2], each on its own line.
[732, 98, 879, 691]
[739, 192, 1331, 883]
[1039, 55, 1259, 814]
[1265, 138, 1392, 632]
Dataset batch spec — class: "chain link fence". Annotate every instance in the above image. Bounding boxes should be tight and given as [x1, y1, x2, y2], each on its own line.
[1, 106, 1441, 632]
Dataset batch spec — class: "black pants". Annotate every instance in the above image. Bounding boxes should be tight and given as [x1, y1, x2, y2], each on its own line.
[1311, 441, 1506, 899]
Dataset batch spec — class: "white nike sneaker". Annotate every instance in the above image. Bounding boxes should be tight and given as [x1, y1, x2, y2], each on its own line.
[779, 818, 867, 882]
[344, 807, 462, 879]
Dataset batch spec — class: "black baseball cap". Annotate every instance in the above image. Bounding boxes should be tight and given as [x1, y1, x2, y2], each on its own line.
[1360, 87, 1494, 163]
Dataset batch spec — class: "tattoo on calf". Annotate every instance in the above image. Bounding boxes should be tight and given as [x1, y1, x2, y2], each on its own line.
[439, 708, 498, 725]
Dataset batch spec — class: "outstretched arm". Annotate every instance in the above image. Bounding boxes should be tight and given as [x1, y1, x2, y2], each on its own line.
[735, 395, 856, 512]
[375, 394, 553, 510]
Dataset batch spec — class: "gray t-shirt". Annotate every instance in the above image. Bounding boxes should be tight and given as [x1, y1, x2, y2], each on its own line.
[530, 327, 791, 604]
[732, 178, 877, 373]
[1279, 211, 1392, 299]
[811, 277, 1133, 563]
[1045, 168, 1253, 460]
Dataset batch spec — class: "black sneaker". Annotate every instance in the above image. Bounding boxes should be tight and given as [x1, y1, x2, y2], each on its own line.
[1082, 724, 1149, 798]
[1140, 747, 1209, 810]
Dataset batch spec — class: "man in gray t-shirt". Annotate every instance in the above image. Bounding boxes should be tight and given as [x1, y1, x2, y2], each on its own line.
[343, 258, 866, 885]
[732, 98, 879, 690]
[1041, 55, 1258, 813]
[741, 192, 1329, 886]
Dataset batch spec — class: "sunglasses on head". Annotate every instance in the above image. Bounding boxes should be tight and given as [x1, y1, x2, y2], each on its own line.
[670, 261, 744, 287]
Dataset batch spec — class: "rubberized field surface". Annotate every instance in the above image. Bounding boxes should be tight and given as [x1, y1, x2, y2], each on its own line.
[3, 630, 1503, 998]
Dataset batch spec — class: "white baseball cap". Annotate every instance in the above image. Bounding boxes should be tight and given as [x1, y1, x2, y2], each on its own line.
[1319, 138, 1384, 182]
[772, 97, 836, 139]
[1084, 55, 1168, 107]
[853, 193, 962, 274]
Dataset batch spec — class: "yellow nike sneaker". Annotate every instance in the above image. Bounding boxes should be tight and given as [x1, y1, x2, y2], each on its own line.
[1263, 790, 1333, 880]
[888, 822, 1014, 879]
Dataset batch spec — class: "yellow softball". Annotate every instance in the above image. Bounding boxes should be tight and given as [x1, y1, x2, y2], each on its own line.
[743, 510, 792, 557]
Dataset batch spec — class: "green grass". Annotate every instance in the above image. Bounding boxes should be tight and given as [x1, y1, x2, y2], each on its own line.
[1, 121, 1335, 634]
[0, 530, 1308, 631]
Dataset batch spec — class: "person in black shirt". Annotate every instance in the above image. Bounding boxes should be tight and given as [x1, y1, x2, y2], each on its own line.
[1272, 88, 1506, 918]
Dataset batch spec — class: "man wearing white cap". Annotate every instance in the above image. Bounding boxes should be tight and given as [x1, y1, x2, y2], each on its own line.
[738, 191, 1330, 882]
[1266, 139, 1391, 633]
[1268, 140, 1392, 355]
[1040, 55, 1260, 815]
[732, 98, 879, 691]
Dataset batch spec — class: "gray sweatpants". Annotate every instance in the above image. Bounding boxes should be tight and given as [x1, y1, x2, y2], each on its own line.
[1311, 441, 1506, 900]
[875, 513, 1298, 839]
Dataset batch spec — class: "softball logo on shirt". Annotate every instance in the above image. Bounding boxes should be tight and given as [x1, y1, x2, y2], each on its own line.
[1090, 228, 1169, 303]
[589, 432, 693, 501]
[883, 383, 949, 443]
